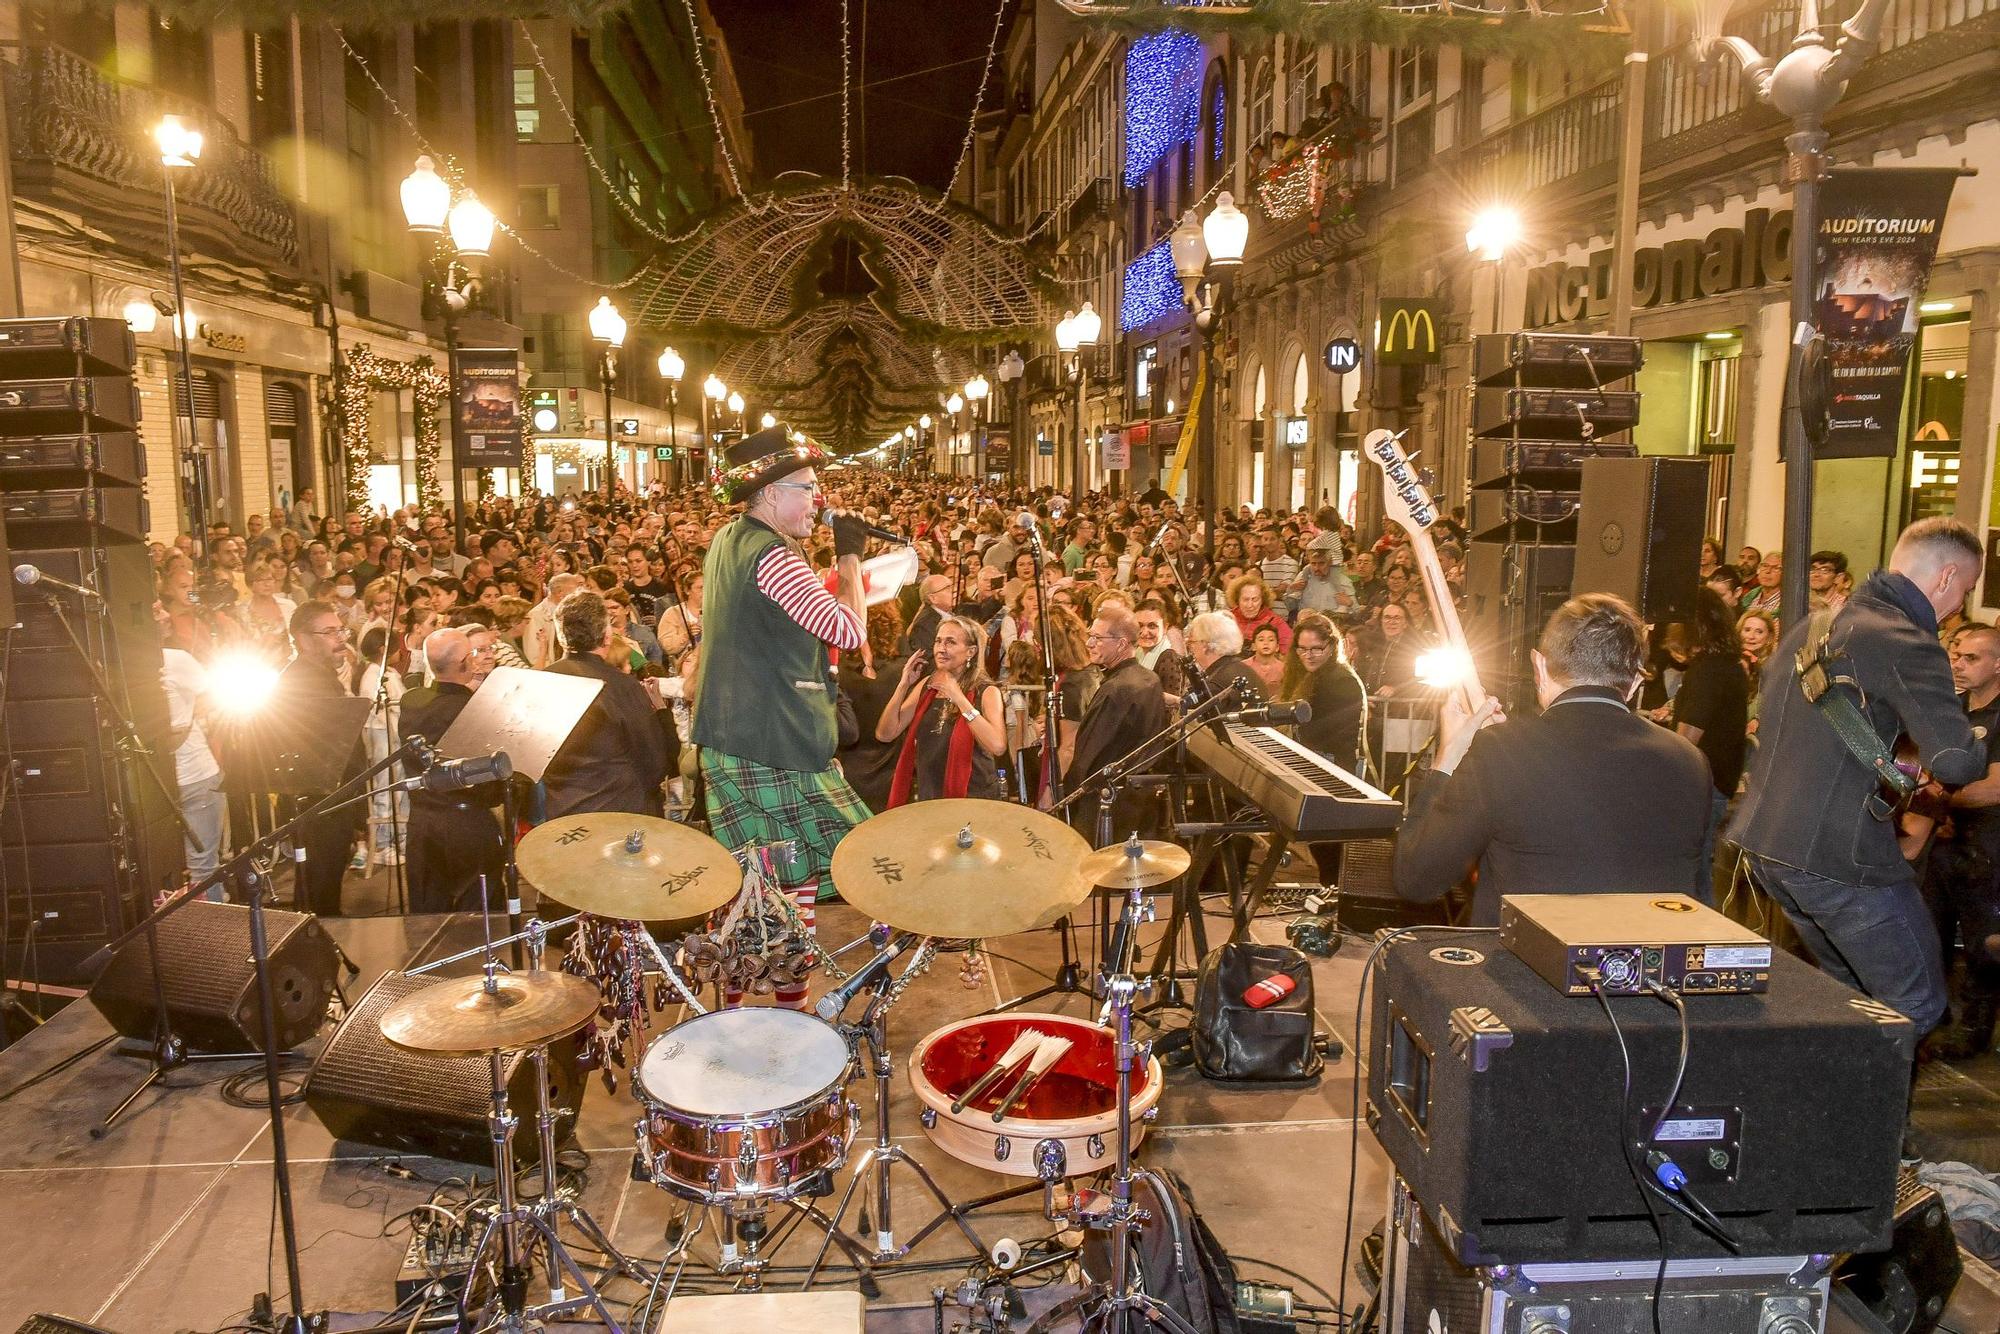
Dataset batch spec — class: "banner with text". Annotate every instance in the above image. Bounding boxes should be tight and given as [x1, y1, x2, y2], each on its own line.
[1815, 168, 1959, 460]
[455, 347, 524, 468]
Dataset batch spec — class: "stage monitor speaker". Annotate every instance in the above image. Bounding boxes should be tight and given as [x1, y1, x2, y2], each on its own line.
[1833, 1169, 1962, 1334]
[1571, 456, 1710, 623]
[1369, 933, 1911, 1265]
[86, 901, 339, 1053]
[306, 970, 585, 1168]
[15, 1317, 124, 1334]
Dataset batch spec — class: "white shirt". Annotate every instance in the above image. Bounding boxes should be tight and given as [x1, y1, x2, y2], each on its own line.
[161, 648, 221, 787]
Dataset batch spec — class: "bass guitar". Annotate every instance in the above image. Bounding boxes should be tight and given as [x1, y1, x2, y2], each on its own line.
[1364, 427, 1486, 715]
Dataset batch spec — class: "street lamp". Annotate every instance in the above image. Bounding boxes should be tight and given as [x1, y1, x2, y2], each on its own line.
[996, 351, 1024, 488]
[1172, 191, 1251, 574]
[760, 411, 777, 431]
[657, 346, 684, 488]
[1699, 0, 1892, 628]
[965, 373, 990, 480]
[155, 114, 208, 547]
[587, 296, 626, 496]
[403, 156, 496, 549]
[1054, 302, 1101, 494]
[727, 390, 746, 433]
[1465, 204, 1522, 335]
[702, 372, 727, 469]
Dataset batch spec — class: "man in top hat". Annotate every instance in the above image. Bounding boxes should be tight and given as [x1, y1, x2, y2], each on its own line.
[693, 426, 873, 1010]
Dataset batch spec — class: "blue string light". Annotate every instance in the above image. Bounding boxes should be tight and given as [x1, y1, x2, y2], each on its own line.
[1121, 240, 1180, 332]
[1123, 30, 1204, 188]
[1213, 81, 1227, 161]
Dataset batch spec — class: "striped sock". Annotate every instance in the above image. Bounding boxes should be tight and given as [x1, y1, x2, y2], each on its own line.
[790, 879, 817, 934]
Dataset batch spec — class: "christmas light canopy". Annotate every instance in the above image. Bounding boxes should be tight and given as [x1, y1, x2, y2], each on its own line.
[400, 155, 450, 233]
[588, 296, 627, 348]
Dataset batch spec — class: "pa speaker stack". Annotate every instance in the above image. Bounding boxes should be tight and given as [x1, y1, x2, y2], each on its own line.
[0, 316, 181, 986]
[1463, 333, 1642, 712]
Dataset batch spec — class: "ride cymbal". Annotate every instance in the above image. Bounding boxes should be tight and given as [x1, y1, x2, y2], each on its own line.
[831, 798, 1092, 938]
[518, 813, 739, 920]
[379, 971, 603, 1056]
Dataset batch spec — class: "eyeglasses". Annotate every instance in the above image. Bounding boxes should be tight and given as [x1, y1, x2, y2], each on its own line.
[307, 625, 347, 640]
[1085, 632, 1128, 646]
[1297, 641, 1331, 655]
[768, 480, 818, 496]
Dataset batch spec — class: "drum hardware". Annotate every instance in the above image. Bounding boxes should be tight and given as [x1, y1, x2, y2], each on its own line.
[804, 936, 1050, 1287]
[381, 874, 648, 1331]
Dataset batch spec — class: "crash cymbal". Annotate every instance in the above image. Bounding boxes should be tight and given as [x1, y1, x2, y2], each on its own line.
[1077, 837, 1191, 890]
[831, 798, 1092, 939]
[380, 971, 602, 1057]
[518, 813, 739, 920]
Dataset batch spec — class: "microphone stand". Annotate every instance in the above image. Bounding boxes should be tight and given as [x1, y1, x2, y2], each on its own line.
[366, 565, 409, 913]
[83, 735, 431, 1334]
[33, 592, 213, 1133]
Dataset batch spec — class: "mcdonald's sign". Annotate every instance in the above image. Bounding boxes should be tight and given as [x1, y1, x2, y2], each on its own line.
[1376, 299, 1444, 366]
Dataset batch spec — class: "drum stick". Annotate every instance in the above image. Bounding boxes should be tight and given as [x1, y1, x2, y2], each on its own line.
[991, 1033, 1074, 1122]
[952, 1029, 1042, 1115]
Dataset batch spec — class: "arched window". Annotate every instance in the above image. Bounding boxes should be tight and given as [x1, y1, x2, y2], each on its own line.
[1247, 58, 1275, 152]
[1252, 365, 1269, 419]
[1292, 349, 1311, 415]
[1286, 39, 1320, 131]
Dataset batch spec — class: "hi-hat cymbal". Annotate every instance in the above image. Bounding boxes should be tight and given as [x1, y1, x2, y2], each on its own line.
[379, 971, 602, 1056]
[1077, 838, 1192, 890]
[831, 799, 1092, 939]
[518, 813, 739, 920]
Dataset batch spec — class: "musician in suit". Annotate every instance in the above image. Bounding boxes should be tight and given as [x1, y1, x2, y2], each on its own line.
[542, 589, 674, 818]
[1067, 606, 1169, 838]
[1393, 594, 1712, 925]
[1184, 611, 1266, 707]
[399, 627, 505, 913]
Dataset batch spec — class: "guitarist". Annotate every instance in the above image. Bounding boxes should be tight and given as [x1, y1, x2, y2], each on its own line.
[1391, 594, 1712, 926]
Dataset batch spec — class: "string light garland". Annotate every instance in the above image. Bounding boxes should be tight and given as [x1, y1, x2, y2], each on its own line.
[944, 0, 1011, 200]
[338, 345, 448, 513]
[675, 0, 748, 196]
[1120, 240, 1181, 332]
[841, 0, 853, 189]
[1123, 29, 1205, 187]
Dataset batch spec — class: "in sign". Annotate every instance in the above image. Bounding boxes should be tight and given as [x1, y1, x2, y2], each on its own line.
[1324, 337, 1361, 374]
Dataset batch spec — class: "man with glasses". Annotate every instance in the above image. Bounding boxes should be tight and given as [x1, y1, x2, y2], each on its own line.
[1066, 607, 1168, 838]
[277, 601, 364, 916]
[693, 426, 874, 1008]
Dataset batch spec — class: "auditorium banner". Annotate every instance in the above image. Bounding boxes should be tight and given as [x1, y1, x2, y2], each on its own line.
[1815, 168, 1958, 459]
[455, 348, 524, 468]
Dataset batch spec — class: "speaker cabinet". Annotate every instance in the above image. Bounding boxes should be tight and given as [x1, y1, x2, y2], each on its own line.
[306, 970, 586, 1168]
[1835, 1169, 1963, 1334]
[86, 901, 339, 1052]
[1571, 456, 1710, 623]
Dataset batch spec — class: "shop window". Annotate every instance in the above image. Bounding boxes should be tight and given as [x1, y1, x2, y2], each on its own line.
[517, 186, 560, 229]
[1906, 317, 1968, 527]
[1696, 352, 1739, 453]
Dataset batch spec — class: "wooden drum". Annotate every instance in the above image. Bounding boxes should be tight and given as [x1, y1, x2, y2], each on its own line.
[908, 1011, 1162, 1179]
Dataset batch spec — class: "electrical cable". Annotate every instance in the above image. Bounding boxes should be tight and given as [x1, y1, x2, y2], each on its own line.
[1593, 979, 1670, 1334]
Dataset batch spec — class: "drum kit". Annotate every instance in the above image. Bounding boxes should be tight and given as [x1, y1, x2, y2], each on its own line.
[374, 800, 1202, 1332]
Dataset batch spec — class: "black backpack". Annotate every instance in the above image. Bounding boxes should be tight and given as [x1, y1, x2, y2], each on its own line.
[1079, 1166, 1243, 1334]
[1192, 941, 1324, 1085]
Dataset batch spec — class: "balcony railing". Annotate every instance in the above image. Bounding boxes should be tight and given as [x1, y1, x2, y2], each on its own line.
[3, 44, 299, 267]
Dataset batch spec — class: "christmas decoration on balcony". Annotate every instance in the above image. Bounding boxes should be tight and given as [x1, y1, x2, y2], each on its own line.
[338, 345, 449, 513]
[1251, 87, 1376, 230]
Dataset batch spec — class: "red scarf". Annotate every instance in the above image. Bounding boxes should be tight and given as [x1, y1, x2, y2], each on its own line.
[887, 684, 978, 807]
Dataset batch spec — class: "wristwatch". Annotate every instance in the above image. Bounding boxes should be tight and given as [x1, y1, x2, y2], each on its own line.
[960, 705, 979, 723]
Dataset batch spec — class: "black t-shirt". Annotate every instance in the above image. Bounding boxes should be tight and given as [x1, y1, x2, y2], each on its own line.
[1952, 693, 2000, 859]
[1672, 650, 1749, 796]
[623, 578, 665, 622]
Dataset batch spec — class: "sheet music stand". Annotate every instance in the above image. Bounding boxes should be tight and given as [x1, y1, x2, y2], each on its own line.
[216, 693, 374, 913]
[432, 666, 603, 949]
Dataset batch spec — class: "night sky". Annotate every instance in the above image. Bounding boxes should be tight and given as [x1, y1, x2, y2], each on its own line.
[707, 0, 1009, 192]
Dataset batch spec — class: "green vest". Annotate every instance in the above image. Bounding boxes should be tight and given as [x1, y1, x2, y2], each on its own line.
[691, 516, 839, 772]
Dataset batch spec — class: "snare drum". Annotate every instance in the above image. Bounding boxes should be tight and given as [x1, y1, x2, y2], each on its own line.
[909, 1011, 1163, 1178]
[634, 1007, 855, 1205]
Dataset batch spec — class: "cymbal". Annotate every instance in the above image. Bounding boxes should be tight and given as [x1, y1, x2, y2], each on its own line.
[832, 799, 1093, 939]
[380, 971, 602, 1056]
[1077, 838, 1191, 890]
[518, 813, 739, 920]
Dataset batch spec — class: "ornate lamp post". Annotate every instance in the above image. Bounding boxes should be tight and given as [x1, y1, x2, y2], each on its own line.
[156, 114, 208, 544]
[966, 372, 990, 481]
[996, 351, 1024, 489]
[587, 296, 626, 496]
[1171, 192, 1249, 573]
[657, 346, 684, 488]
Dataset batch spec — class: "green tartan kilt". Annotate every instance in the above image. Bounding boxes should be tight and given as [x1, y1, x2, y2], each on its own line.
[699, 749, 870, 899]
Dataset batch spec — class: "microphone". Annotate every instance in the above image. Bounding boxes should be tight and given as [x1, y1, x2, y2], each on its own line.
[1147, 519, 1173, 553]
[391, 751, 513, 793]
[814, 931, 918, 1020]
[820, 508, 908, 546]
[13, 563, 101, 600]
[1226, 699, 1313, 726]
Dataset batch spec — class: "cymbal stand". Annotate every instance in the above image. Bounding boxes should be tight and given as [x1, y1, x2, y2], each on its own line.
[805, 942, 1045, 1288]
[1031, 878, 1198, 1334]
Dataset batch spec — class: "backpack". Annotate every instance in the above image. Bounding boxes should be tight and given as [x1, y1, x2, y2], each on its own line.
[1079, 1166, 1243, 1334]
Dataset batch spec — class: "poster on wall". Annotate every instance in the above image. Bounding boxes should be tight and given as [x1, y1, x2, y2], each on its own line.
[1814, 168, 1959, 460]
[1102, 431, 1131, 470]
[456, 348, 524, 468]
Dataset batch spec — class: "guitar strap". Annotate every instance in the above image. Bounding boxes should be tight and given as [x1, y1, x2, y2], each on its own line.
[1793, 606, 1914, 821]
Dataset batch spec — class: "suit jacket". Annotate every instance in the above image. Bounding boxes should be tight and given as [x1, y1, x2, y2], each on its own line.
[1069, 657, 1169, 838]
[1203, 654, 1265, 708]
[1393, 685, 1712, 924]
[905, 604, 944, 659]
[1729, 569, 1982, 885]
[542, 653, 672, 817]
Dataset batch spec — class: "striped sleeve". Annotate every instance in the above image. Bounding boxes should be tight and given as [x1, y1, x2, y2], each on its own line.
[753, 544, 864, 651]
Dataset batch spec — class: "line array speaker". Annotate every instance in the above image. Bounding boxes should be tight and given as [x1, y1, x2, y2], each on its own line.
[306, 970, 586, 1168]
[86, 900, 338, 1053]
[1571, 455, 1712, 624]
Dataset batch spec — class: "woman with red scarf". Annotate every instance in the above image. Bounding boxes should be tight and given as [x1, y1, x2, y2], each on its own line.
[877, 614, 1006, 804]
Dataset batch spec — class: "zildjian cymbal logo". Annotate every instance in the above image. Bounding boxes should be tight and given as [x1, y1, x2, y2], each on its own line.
[1369, 436, 1435, 529]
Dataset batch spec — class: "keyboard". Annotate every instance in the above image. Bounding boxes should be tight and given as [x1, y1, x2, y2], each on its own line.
[1186, 722, 1403, 842]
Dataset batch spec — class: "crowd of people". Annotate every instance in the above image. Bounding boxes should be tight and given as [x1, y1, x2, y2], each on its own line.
[144, 451, 2000, 1061]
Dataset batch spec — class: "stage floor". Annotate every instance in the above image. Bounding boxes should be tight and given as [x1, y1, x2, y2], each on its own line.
[3, 878, 1999, 1333]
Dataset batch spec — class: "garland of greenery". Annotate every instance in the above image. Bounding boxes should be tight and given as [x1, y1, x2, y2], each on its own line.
[338, 345, 449, 514]
[1077, 0, 1627, 70]
[150, 0, 622, 25]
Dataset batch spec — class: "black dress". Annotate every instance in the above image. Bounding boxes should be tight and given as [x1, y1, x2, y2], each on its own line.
[911, 689, 1002, 800]
[843, 654, 907, 813]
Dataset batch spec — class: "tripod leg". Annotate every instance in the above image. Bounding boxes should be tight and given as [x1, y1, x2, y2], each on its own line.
[556, 1196, 653, 1283]
[804, 1145, 879, 1285]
